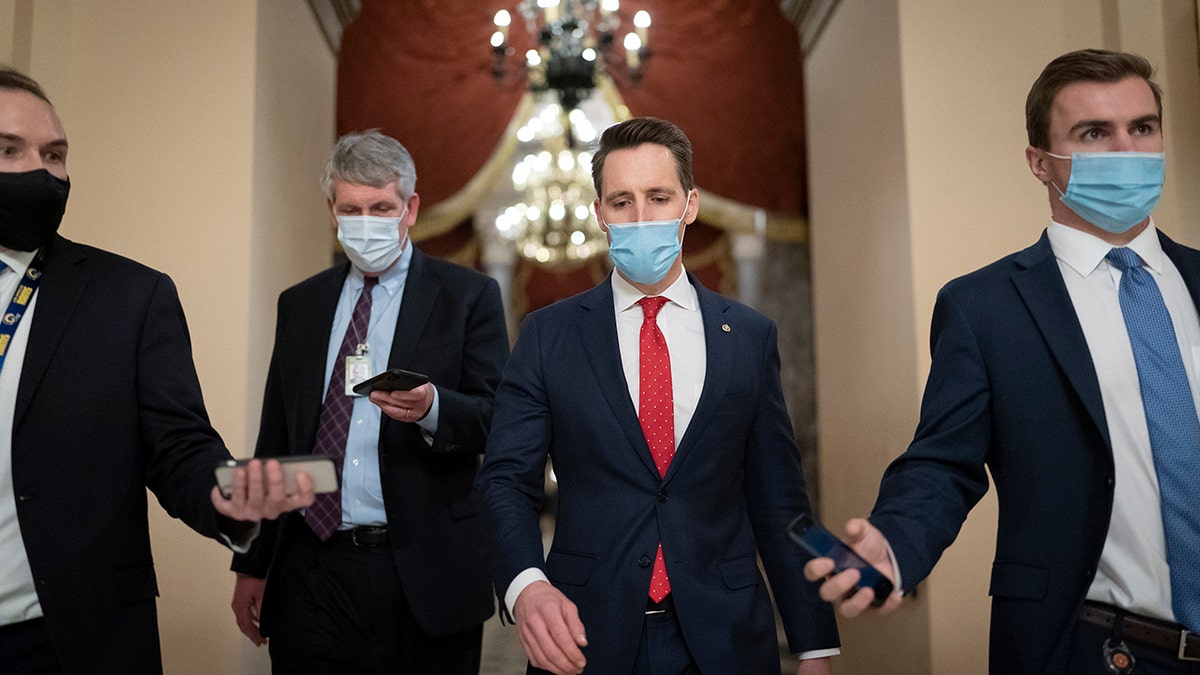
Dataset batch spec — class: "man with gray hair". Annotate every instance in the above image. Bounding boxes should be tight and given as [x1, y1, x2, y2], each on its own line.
[230, 129, 509, 673]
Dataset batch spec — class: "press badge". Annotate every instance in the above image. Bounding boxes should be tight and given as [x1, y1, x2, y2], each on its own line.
[344, 348, 372, 396]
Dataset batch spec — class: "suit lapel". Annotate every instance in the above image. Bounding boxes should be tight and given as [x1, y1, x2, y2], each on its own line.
[14, 237, 87, 429]
[296, 265, 349, 446]
[1160, 231, 1200, 310]
[1010, 232, 1109, 443]
[576, 280, 660, 478]
[667, 279, 734, 481]
[387, 248, 436, 369]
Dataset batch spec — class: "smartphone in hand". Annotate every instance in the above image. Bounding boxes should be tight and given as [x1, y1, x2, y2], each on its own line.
[215, 455, 338, 497]
[788, 513, 895, 606]
[352, 368, 430, 396]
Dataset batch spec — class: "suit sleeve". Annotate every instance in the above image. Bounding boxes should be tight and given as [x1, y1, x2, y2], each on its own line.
[475, 312, 554, 601]
[744, 321, 840, 653]
[423, 276, 509, 455]
[870, 287, 993, 591]
[139, 273, 236, 543]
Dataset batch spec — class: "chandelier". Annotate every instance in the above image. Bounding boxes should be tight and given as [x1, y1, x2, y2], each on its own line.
[491, 97, 616, 267]
[491, 0, 651, 111]
[487, 1, 650, 267]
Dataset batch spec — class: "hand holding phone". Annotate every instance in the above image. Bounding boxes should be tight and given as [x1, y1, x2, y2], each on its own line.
[788, 513, 895, 607]
[215, 455, 339, 498]
[352, 368, 430, 396]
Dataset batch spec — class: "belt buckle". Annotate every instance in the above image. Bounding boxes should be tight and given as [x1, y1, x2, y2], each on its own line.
[351, 528, 368, 547]
[1180, 630, 1200, 661]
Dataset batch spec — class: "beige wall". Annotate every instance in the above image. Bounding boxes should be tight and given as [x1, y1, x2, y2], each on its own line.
[809, 1, 1200, 673]
[3, 1, 334, 673]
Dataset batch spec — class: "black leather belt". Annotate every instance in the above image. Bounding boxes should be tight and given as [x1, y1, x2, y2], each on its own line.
[645, 594, 674, 615]
[329, 526, 389, 548]
[1079, 602, 1200, 661]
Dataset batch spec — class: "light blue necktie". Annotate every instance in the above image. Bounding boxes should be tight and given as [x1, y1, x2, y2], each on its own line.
[1107, 247, 1200, 631]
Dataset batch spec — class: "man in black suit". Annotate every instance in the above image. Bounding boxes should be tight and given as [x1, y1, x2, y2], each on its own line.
[807, 50, 1200, 673]
[230, 129, 509, 674]
[0, 68, 314, 673]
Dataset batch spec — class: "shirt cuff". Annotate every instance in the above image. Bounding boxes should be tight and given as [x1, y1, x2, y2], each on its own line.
[883, 538, 904, 594]
[217, 517, 261, 554]
[798, 648, 841, 659]
[417, 386, 440, 435]
[505, 567, 549, 616]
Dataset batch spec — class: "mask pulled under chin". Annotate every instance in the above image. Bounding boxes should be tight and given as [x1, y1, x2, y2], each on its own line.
[336, 212, 406, 273]
[0, 169, 71, 251]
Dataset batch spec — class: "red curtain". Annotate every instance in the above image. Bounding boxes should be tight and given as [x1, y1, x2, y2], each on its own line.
[338, 0, 805, 309]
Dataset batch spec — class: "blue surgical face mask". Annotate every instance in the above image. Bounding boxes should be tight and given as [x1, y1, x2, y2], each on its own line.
[336, 207, 408, 273]
[1046, 151, 1164, 234]
[604, 194, 691, 285]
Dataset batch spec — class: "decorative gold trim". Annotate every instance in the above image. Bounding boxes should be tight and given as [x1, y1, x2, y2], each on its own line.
[697, 189, 809, 243]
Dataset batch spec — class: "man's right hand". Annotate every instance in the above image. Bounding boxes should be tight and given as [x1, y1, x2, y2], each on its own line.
[232, 573, 268, 646]
[803, 518, 903, 617]
[513, 580, 588, 675]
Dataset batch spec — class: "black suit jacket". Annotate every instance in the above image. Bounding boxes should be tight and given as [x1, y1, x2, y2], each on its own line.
[871, 230, 1200, 673]
[231, 247, 509, 638]
[11, 235, 235, 673]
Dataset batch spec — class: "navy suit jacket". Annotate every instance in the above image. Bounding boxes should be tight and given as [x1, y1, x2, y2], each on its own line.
[871, 230, 1200, 673]
[12, 235, 235, 673]
[477, 274, 838, 674]
[231, 247, 509, 638]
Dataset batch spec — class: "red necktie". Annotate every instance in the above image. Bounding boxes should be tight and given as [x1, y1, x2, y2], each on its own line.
[305, 276, 377, 540]
[638, 296, 673, 602]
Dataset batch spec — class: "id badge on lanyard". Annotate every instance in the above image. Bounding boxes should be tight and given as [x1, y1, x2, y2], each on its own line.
[344, 343, 371, 396]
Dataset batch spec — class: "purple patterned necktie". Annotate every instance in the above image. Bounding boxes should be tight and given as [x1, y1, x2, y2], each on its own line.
[305, 276, 378, 540]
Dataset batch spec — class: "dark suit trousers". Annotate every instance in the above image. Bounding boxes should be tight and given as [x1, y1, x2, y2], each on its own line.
[527, 603, 700, 675]
[267, 525, 481, 675]
[0, 618, 60, 674]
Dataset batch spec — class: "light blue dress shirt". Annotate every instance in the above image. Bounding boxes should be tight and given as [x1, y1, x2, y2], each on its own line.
[322, 243, 439, 528]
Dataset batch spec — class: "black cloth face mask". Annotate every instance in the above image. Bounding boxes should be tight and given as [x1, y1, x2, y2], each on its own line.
[0, 169, 71, 251]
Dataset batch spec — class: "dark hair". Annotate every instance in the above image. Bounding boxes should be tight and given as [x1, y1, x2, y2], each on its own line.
[1025, 49, 1162, 150]
[0, 66, 51, 103]
[591, 117, 694, 196]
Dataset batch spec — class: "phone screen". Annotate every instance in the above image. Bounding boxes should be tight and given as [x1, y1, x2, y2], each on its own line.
[788, 513, 894, 606]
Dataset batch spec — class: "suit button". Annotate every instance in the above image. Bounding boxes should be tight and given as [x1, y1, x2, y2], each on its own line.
[638, 556, 652, 568]
[17, 494, 32, 501]
[1106, 476, 1114, 488]
[657, 490, 668, 503]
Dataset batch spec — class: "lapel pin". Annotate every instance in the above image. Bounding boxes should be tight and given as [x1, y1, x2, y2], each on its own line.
[721, 323, 731, 333]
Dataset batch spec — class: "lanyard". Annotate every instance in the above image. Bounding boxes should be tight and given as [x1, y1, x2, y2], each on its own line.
[0, 255, 45, 373]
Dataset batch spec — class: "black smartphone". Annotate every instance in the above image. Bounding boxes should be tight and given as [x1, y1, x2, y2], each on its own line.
[788, 513, 894, 607]
[352, 368, 430, 396]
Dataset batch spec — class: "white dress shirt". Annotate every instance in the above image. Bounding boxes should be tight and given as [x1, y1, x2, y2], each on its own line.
[0, 247, 44, 625]
[1048, 220, 1200, 623]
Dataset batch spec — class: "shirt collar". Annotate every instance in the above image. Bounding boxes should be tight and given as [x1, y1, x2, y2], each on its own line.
[1047, 218, 1164, 278]
[611, 267, 698, 314]
[348, 241, 413, 295]
[0, 247, 39, 277]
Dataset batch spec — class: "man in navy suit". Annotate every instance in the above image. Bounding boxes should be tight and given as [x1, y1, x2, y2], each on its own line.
[230, 130, 509, 674]
[0, 68, 313, 673]
[477, 117, 838, 675]
[807, 50, 1200, 673]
